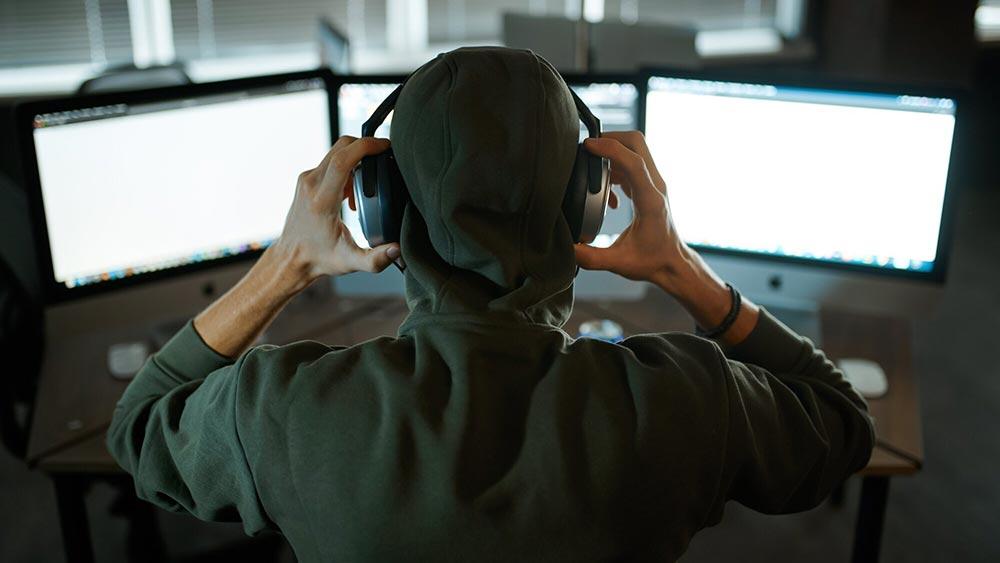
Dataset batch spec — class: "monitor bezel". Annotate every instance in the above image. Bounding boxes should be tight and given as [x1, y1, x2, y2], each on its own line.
[561, 73, 645, 133]
[639, 67, 965, 284]
[329, 74, 408, 137]
[15, 69, 338, 304]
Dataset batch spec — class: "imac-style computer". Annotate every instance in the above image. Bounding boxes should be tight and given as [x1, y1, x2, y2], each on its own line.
[643, 71, 960, 344]
[17, 71, 336, 335]
[334, 75, 646, 300]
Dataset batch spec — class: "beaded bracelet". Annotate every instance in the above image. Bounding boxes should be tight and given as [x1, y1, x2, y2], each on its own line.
[695, 283, 742, 339]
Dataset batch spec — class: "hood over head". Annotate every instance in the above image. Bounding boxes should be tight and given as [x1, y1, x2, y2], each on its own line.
[391, 47, 580, 330]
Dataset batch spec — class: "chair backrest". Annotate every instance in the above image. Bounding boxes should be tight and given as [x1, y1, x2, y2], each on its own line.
[77, 63, 192, 95]
[0, 255, 43, 459]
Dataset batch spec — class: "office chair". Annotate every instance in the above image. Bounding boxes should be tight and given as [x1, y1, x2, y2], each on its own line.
[77, 63, 192, 95]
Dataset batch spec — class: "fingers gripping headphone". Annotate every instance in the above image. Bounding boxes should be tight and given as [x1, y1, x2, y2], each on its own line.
[353, 83, 611, 247]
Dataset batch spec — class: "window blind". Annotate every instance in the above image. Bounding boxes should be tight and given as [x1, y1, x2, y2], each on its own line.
[627, 0, 777, 29]
[428, 0, 534, 42]
[170, 0, 387, 61]
[0, 0, 132, 68]
[428, 0, 778, 43]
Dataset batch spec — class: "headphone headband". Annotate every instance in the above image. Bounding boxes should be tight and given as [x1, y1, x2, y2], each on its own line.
[361, 83, 404, 138]
[360, 80, 601, 141]
[569, 88, 601, 139]
[353, 70, 610, 247]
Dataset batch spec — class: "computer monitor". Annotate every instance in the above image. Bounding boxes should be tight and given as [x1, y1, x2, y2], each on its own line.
[17, 71, 335, 304]
[334, 76, 647, 301]
[643, 71, 960, 335]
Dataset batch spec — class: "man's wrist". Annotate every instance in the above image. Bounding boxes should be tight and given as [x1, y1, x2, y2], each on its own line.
[192, 243, 312, 359]
[255, 243, 314, 300]
[653, 244, 717, 300]
[656, 244, 758, 345]
[662, 250, 731, 327]
[652, 244, 760, 346]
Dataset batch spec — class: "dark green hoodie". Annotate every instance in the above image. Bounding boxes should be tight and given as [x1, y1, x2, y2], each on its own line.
[108, 48, 874, 562]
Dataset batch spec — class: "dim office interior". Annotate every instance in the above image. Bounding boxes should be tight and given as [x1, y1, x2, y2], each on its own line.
[1, 1, 999, 562]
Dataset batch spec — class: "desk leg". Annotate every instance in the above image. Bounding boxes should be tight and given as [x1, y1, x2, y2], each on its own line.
[110, 478, 166, 563]
[830, 480, 847, 508]
[53, 475, 95, 563]
[851, 476, 890, 563]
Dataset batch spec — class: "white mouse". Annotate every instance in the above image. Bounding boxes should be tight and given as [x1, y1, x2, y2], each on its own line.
[108, 341, 150, 380]
[838, 358, 888, 399]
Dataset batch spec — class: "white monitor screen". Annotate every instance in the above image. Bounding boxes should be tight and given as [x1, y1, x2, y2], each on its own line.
[31, 78, 331, 290]
[644, 76, 957, 274]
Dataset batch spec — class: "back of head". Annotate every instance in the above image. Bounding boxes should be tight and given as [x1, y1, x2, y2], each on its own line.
[391, 47, 580, 328]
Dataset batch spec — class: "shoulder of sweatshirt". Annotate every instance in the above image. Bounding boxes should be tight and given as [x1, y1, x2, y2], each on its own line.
[564, 331, 733, 430]
[228, 334, 417, 399]
[561, 328, 729, 390]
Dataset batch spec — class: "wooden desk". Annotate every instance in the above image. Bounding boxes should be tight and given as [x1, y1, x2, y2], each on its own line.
[27, 293, 921, 563]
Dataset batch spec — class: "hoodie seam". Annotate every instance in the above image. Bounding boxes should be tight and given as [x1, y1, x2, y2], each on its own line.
[433, 57, 459, 314]
[399, 311, 568, 334]
[516, 54, 545, 322]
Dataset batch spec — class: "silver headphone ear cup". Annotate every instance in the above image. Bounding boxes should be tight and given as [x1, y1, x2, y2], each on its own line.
[577, 155, 610, 244]
[355, 165, 386, 247]
[562, 145, 590, 242]
[360, 193, 386, 247]
[355, 150, 409, 247]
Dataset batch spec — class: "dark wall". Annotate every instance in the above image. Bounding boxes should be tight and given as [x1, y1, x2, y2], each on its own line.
[971, 46, 1000, 190]
[820, 0, 979, 85]
[883, 0, 979, 84]
[0, 97, 40, 298]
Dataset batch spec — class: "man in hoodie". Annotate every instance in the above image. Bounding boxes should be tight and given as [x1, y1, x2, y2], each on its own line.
[108, 48, 874, 562]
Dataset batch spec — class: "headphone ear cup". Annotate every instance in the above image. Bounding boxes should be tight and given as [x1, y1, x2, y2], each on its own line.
[354, 149, 408, 247]
[562, 144, 591, 243]
[354, 155, 383, 246]
[577, 153, 610, 244]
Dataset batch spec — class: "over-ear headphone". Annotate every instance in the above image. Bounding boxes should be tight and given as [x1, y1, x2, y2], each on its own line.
[353, 81, 610, 247]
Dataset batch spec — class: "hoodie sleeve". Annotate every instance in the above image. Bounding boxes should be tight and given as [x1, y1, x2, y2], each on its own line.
[716, 308, 875, 513]
[105, 321, 274, 534]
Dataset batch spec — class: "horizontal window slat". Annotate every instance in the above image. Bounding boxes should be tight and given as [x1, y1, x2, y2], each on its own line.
[1, 0, 132, 69]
